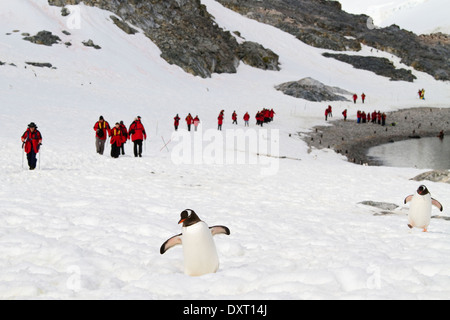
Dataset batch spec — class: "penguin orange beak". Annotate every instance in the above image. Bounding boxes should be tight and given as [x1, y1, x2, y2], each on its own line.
[178, 218, 186, 224]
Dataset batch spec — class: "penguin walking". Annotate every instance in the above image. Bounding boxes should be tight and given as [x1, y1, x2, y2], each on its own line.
[404, 185, 443, 232]
[160, 209, 230, 276]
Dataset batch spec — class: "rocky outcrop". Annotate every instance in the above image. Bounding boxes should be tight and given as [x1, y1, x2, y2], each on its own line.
[236, 41, 280, 71]
[48, 0, 280, 78]
[275, 77, 351, 102]
[411, 170, 450, 184]
[23, 30, 61, 46]
[216, 0, 450, 81]
[322, 53, 416, 82]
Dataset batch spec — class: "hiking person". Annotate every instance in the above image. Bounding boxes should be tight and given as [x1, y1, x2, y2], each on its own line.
[218, 110, 224, 131]
[93, 115, 110, 155]
[342, 109, 347, 121]
[232, 111, 238, 125]
[353, 94, 357, 104]
[243, 112, 250, 126]
[361, 93, 366, 103]
[174, 114, 180, 131]
[193, 115, 200, 131]
[128, 116, 147, 157]
[119, 121, 128, 155]
[110, 122, 124, 158]
[185, 113, 193, 131]
[21, 122, 42, 170]
[325, 108, 329, 121]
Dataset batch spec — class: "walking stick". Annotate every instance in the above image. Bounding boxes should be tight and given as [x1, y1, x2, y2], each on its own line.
[21, 142, 25, 169]
[38, 144, 41, 170]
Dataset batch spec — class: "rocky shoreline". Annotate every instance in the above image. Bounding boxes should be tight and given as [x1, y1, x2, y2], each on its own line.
[302, 107, 450, 165]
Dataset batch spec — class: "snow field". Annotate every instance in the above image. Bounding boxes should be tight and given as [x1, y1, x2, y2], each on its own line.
[0, 0, 449, 299]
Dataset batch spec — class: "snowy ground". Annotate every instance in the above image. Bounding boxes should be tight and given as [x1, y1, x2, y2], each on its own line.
[0, 0, 450, 299]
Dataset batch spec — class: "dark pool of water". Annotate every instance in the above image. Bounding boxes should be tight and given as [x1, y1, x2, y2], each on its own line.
[367, 136, 450, 170]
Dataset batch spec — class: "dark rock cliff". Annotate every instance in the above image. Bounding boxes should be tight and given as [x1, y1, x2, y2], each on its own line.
[48, 0, 279, 78]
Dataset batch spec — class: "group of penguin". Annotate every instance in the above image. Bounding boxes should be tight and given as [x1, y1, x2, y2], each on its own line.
[160, 185, 444, 277]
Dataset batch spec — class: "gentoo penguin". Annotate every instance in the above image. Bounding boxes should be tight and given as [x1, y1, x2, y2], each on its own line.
[160, 209, 230, 276]
[404, 185, 443, 232]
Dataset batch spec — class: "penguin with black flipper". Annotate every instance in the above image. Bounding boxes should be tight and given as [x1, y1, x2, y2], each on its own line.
[160, 209, 230, 276]
[404, 185, 443, 232]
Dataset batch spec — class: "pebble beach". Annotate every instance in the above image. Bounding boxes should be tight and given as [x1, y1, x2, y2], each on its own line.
[302, 107, 450, 165]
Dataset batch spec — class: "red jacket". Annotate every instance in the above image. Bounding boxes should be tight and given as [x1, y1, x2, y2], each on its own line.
[186, 114, 193, 125]
[128, 120, 147, 141]
[21, 129, 42, 154]
[218, 114, 224, 125]
[94, 120, 110, 140]
[119, 124, 128, 141]
[243, 113, 250, 121]
[174, 116, 180, 126]
[232, 112, 237, 120]
[110, 127, 125, 146]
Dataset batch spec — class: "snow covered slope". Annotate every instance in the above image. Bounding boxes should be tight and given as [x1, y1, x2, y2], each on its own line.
[0, 0, 450, 299]
[338, 0, 450, 34]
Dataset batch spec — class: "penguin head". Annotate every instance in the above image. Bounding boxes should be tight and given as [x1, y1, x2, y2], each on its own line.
[178, 209, 201, 227]
[417, 185, 429, 196]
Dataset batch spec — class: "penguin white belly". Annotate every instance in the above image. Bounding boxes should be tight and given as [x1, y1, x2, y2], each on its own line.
[408, 194, 432, 229]
[182, 222, 219, 276]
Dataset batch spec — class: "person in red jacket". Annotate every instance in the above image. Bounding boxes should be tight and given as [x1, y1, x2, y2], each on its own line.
[21, 122, 42, 170]
[119, 121, 128, 155]
[243, 112, 250, 126]
[193, 115, 200, 131]
[353, 94, 358, 104]
[361, 93, 366, 103]
[185, 113, 193, 131]
[93, 115, 110, 155]
[232, 111, 238, 125]
[218, 111, 224, 130]
[174, 114, 180, 131]
[128, 116, 147, 157]
[110, 122, 124, 158]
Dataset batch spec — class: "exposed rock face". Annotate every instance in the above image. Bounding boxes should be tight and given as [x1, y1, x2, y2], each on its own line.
[236, 41, 280, 71]
[275, 77, 351, 102]
[23, 30, 61, 46]
[216, 0, 450, 81]
[48, 0, 280, 77]
[322, 53, 416, 82]
[49, 0, 240, 78]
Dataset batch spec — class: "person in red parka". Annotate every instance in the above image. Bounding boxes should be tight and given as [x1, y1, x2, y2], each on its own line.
[93, 115, 110, 155]
[119, 121, 128, 155]
[110, 122, 124, 158]
[232, 111, 238, 125]
[218, 111, 224, 131]
[174, 114, 180, 131]
[353, 94, 358, 104]
[186, 113, 193, 131]
[21, 122, 42, 170]
[243, 112, 250, 126]
[193, 115, 200, 131]
[128, 116, 147, 157]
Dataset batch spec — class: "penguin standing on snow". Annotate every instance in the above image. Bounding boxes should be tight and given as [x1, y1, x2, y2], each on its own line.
[160, 209, 230, 276]
[404, 185, 443, 232]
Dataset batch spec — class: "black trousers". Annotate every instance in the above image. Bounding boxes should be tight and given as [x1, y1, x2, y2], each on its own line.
[27, 150, 37, 169]
[111, 144, 121, 158]
[133, 140, 143, 157]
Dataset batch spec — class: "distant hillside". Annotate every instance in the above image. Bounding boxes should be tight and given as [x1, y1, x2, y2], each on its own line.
[47, 0, 449, 81]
